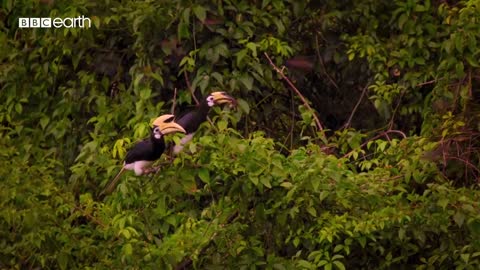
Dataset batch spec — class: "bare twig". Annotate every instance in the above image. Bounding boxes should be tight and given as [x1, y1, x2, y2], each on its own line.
[206, 116, 215, 128]
[383, 129, 406, 139]
[315, 33, 340, 90]
[184, 71, 199, 105]
[448, 156, 480, 176]
[415, 79, 436, 87]
[171, 88, 177, 114]
[264, 52, 323, 131]
[282, 90, 296, 149]
[344, 82, 370, 129]
[289, 90, 295, 148]
[388, 90, 406, 130]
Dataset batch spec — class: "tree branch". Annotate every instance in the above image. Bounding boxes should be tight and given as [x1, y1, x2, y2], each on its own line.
[184, 71, 199, 105]
[171, 87, 177, 114]
[388, 89, 406, 130]
[315, 33, 340, 90]
[344, 82, 370, 129]
[264, 53, 323, 131]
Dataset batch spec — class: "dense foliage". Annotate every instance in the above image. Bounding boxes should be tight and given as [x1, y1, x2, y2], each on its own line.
[1, 0, 480, 269]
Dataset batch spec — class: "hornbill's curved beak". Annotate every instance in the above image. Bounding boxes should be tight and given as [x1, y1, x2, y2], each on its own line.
[152, 114, 186, 135]
[211, 91, 237, 107]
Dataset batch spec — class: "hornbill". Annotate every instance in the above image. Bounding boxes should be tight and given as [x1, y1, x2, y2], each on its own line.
[101, 114, 186, 195]
[173, 91, 236, 154]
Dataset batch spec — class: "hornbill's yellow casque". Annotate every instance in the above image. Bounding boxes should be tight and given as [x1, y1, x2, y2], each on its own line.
[173, 91, 236, 154]
[101, 114, 186, 195]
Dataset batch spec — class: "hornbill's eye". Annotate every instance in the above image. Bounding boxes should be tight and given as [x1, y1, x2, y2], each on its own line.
[153, 126, 162, 139]
[207, 95, 215, 107]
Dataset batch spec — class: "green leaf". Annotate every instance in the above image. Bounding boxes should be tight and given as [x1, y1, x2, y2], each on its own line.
[260, 177, 272, 188]
[123, 243, 133, 256]
[293, 237, 300, 247]
[453, 211, 465, 227]
[198, 168, 210, 184]
[15, 103, 22, 114]
[437, 198, 449, 209]
[150, 72, 164, 86]
[320, 191, 329, 202]
[472, 251, 480, 258]
[217, 120, 227, 131]
[469, 219, 480, 235]
[333, 245, 343, 253]
[332, 261, 345, 270]
[377, 141, 387, 152]
[455, 61, 464, 77]
[193, 5, 206, 21]
[358, 236, 366, 248]
[239, 74, 253, 90]
[120, 228, 131, 239]
[40, 116, 50, 130]
[133, 74, 144, 89]
[348, 52, 355, 61]
[273, 18, 285, 34]
[398, 13, 408, 29]
[91, 16, 100, 29]
[280, 181, 293, 189]
[237, 98, 250, 114]
[178, 20, 190, 40]
[261, 0, 271, 9]
[246, 42, 257, 58]
[454, 33, 464, 54]
[318, 260, 328, 267]
[211, 72, 223, 84]
[57, 252, 69, 270]
[307, 207, 317, 217]
[139, 88, 152, 99]
[297, 260, 315, 269]
[461, 253, 470, 263]
[398, 227, 406, 240]
[236, 49, 248, 66]
[332, 254, 344, 260]
[182, 7, 191, 22]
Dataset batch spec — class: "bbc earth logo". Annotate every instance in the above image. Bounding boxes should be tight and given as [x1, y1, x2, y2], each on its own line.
[19, 15, 91, 28]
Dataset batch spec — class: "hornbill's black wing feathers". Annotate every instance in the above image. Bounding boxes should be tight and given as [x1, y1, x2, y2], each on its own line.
[124, 139, 149, 163]
[124, 139, 165, 163]
[176, 110, 207, 134]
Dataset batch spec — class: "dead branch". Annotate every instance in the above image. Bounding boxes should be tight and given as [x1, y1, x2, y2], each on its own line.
[388, 90, 406, 130]
[344, 82, 370, 129]
[171, 87, 177, 114]
[415, 79, 436, 87]
[184, 71, 199, 105]
[264, 52, 323, 131]
[315, 33, 340, 90]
